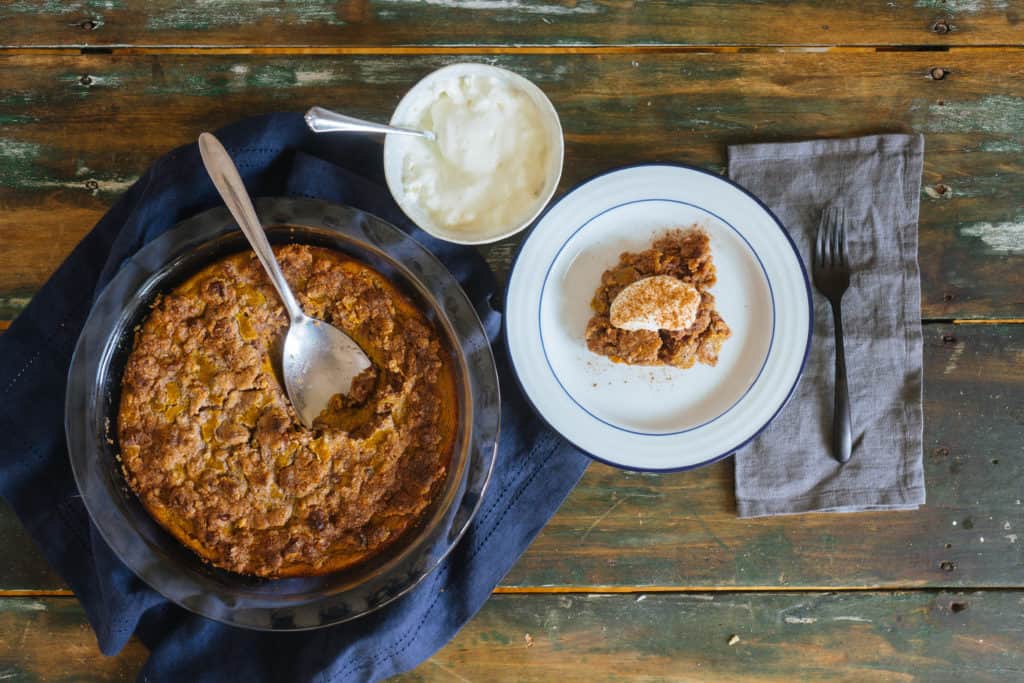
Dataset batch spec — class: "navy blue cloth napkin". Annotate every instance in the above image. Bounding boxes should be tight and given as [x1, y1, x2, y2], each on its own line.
[0, 112, 589, 681]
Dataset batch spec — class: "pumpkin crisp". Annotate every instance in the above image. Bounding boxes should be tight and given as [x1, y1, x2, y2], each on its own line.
[585, 228, 731, 368]
[118, 245, 457, 578]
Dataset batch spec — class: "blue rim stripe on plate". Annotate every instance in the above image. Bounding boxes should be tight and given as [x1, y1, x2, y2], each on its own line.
[504, 162, 813, 473]
[537, 197, 776, 437]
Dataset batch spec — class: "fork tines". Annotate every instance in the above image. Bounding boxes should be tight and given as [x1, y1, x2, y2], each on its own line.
[815, 205, 848, 271]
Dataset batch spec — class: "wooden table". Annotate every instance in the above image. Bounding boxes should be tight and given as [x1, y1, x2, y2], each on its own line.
[2, 3, 1023, 680]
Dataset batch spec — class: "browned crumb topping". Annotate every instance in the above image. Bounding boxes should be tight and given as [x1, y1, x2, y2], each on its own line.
[117, 245, 457, 578]
[585, 228, 731, 368]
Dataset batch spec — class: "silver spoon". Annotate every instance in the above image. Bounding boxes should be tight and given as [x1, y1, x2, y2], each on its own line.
[304, 106, 436, 141]
[198, 132, 372, 429]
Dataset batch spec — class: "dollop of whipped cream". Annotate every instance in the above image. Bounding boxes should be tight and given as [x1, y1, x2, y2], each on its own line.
[399, 73, 553, 239]
[610, 275, 702, 332]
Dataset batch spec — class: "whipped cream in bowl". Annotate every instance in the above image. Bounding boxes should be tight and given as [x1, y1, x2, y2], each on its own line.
[384, 63, 564, 245]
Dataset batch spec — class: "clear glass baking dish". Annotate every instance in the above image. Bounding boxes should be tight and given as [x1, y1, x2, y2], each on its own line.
[65, 197, 499, 630]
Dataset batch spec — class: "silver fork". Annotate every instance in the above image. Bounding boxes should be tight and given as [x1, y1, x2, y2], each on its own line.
[812, 206, 853, 464]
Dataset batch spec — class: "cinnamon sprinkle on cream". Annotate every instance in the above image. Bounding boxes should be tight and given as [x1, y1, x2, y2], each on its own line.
[610, 275, 701, 332]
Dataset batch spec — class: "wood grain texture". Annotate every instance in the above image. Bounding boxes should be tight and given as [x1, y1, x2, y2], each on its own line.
[399, 591, 1024, 682]
[2, 592, 1023, 682]
[1, 1, 1023, 48]
[1, 52, 1023, 321]
[1, 324, 1019, 592]
[0, 598, 147, 682]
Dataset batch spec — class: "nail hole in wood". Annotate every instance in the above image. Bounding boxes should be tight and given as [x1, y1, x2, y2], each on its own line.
[78, 19, 98, 31]
[942, 334, 956, 344]
[932, 20, 951, 34]
[992, 458, 1000, 465]
[84, 180, 99, 191]
[943, 293, 954, 302]
[950, 602, 967, 613]
[79, 74, 93, 86]
[930, 67, 948, 80]
[944, 543, 952, 549]
[940, 560, 956, 572]
[934, 446, 950, 458]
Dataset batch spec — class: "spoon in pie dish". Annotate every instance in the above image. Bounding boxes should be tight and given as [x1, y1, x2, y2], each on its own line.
[198, 132, 372, 429]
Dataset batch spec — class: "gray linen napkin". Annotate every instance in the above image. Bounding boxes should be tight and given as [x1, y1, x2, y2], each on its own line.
[728, 134, 926, 517]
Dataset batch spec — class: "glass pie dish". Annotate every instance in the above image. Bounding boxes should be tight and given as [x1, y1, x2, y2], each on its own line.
[65, 197, 500, 630]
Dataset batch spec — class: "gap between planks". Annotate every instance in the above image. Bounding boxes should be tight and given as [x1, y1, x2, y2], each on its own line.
[2, 44, 1024, 56]
[952, 319, 1024, 324]
[3, 586, 1022, 600]
[491, 585, 1024, 594]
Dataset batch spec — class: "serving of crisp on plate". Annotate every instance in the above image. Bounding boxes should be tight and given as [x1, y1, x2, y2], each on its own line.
[505, 164, 812, 472]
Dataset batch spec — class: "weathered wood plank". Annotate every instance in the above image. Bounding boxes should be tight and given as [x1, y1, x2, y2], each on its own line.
[0, 505, 63, 591]
[1, 324, 1019, 592]
[2, 592, 1023, 682]
[1, 1, 1022, 48]
[0, 598, 147, 682]
[401, 591, 1024, 682]
[1, 52, 1022, 320]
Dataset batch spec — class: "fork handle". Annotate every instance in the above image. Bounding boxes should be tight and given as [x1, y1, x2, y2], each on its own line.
[831, 302, 853, 463]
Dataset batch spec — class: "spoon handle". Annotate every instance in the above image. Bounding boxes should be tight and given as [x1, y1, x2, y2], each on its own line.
[304, 106, 434, 140]
[198, 132, 305, 322]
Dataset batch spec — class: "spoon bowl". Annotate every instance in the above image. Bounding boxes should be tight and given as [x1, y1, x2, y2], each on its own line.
[282, 314, 372, 428]
[198, 132, 372, 428]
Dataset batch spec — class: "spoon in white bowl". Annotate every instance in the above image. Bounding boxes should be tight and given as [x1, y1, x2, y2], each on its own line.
[304, 106, 436, 141]
[198, 132, 372, 429]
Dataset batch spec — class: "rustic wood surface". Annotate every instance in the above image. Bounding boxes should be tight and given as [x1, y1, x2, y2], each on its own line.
[2, 591, 1023, 682]
[2, 1, 1024, 48]
[2, 2, 1023, 680]
[1, 52, 1023, 322]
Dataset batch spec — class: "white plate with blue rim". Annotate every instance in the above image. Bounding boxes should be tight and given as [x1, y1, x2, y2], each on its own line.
[505, 164, 812, 471]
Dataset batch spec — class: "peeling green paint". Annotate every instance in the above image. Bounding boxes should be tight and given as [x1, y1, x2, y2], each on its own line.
[0, 138, 42, 187]
[0, 138, 40, 159]
[0, 114, 37, 125]
[926, 95, 1024, 135]
[0, 91, 40, 108]
[0, 136, 137, 195]
[0, 292, 34, 321]
[2, 599, 47, 612]
[248, 64, 303, 89]
[378, 0, 602, 16]
[145, 62, 351, 96]
[914, 0, 1008, 11]
[934, 173, 1017, 200]
[978, 140, 1024, 153]
[56, 72, 124, 98]
[145, 1, 344, 31]
[961, 217, 1024, 255]
[4, 0, 120, 13]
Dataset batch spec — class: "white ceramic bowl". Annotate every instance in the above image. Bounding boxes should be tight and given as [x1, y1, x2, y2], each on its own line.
[383, 63, 564, 245]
